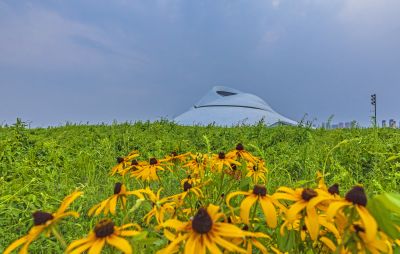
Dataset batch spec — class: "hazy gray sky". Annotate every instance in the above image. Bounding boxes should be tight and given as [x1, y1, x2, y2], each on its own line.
[1, 0, 399, 127]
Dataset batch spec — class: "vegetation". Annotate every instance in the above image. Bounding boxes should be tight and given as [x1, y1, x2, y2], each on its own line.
[1, 120, 400, 253]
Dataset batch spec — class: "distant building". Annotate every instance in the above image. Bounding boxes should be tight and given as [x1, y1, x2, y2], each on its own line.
[345, 122, 351, 128]
[389, 119, 397, 128]
[382, 120, 387, 127]
[338, 122, 344, 128]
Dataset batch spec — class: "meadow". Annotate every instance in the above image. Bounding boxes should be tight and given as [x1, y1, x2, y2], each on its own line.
[1, 120, 400, 253]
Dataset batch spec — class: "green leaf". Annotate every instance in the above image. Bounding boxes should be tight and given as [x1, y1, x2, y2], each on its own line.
[368, 193, 400, 239]
[239, 177, 251, 191]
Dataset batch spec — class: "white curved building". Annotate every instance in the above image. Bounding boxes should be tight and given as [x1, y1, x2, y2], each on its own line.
[174, 86, 297, 126]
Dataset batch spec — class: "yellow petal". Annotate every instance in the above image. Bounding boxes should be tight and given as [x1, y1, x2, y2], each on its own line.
[109, 195, 118, 215]
[326, 201, 349, 219]
[184, 233, 198, 254]
[204, 235, 222, 254]
[260, 197, 277, 228]
[56, 191, 83, 215]
[286, 201, 307, 221]
[156, 234, 188, 254]
[88, 239, 105, 254]
[106, 235, 132, 254]
[66, 234, 95, 252]
[3, 235, 28, 254]
[240, 195, 258, 224]
[67, 240, 95, 254]
[88, 203, 100, 217]
[53, 211, 80, 223]
[252, 239, 268, 254]
[319, 237, 336, 251]
[226, 191, 249, 209]
[272, 193, 298, 201]
[214, 235, 247, 253]
[276, 186, 296, 194]
[305, 207, 319, 241]
[214, 223, 245, 238]
[119, 230, 140, 237]
[356, 205, 377, 242]
[206, 204, 220, 219]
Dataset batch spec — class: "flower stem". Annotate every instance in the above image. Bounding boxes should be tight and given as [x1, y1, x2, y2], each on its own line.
[51, 227, 67, 248]
[250, 200, 259, 230]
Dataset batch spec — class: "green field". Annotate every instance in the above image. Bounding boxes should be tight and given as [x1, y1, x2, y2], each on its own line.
[1, 120, 400, 253]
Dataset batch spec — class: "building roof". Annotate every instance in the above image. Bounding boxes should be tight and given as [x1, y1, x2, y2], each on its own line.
[174, 86, 297, 126]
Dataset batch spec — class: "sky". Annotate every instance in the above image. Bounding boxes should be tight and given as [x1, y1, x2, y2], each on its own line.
[0, 0, 399, 127]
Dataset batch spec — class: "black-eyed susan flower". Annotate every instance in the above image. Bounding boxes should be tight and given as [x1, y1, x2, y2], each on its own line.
[351, 224, 392, 253]
[131, 157, 170, 182]
[66, 219, 141, 254]
[110, 151, 139, 175]
[138, 187, 176, 224]
[226, 143, 257, 163]
[163, 151, 191, 163]
[179, 176, 206, 199]
[183, 153, 208, 178]
[4, 191, 82, 254]
[245, 160, 267, 184]
[211, 152, 241, 172]
[88, 183, 143, 216]
[227, 185, 284, 228]
[327, 186, 378, 243]
[230, 227, 270, 254]
[273, 186, 333, 240]
[157, 204, 251, 254]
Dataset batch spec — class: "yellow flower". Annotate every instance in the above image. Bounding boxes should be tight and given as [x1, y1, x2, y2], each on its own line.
[157, 204, 251, 254]
[327, 186, 378, 243]
[211, 152, 241, 172]
[120, 159, 147, 176]
[4, 191, 82, 254]
[182, 153, 208, 178]
[273, 186, 333, 240]
[230, 230, 271, 254]
[179, 176, 207, 199]
[130, 157, 170, 181]
[245, 160, 267, 184]
[162, 151, 191, 163]
[226, 143, 257, 163]
[227, 185, 284, 228]
[88, 183, 143, 216]
[66, 219, 141, 254]
[348, 224, 391, 254]
[138, 187, 176, 224]
[110, 151, 139, 175]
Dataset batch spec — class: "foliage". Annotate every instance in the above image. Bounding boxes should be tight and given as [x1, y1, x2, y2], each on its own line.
[1, 121, 400, 253]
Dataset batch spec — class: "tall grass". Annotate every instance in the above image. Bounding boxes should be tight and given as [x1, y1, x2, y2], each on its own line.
[1, 120, 400, 252]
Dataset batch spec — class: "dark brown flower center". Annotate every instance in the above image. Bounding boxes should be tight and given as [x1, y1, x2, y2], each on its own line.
[149, 158, 158, 165]
[32, 211, 54, 225]
[231, 164, 237, 170]
[117, 157, 124, 164]
[253, 185, 267, 196]
[192, 208, 213, 234]
[253, 165, 258, 171]
[345, 186, 367, 206]
[328, 183, 339, 195]
[183, 181, 192, 191]
[171, 151, 178, 157]
[218, 152, 225, 159]
[236, 143, 244, 151]
[94, 219, 115, 238]
[301, 188, 318, 201]
[114, 182, 123, 194]
[353, 224, 365, 233]
[131, 160, 138, 166]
